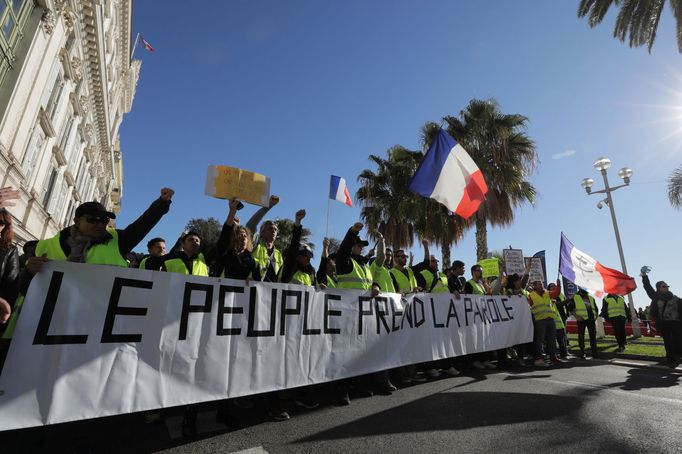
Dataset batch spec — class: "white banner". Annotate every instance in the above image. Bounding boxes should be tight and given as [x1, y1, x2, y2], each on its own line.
[0, 262, 533, 431]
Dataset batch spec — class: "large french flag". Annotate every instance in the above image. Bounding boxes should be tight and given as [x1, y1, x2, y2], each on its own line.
[559, 233, 636, 297]
[408, 129, 488, 219]
[329, 175, 353, 207]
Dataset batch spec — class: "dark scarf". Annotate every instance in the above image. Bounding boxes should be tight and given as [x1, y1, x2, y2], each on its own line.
[66, 226, 108, 263]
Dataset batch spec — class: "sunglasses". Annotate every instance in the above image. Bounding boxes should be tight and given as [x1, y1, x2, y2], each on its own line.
[0, 220, 6, 226]
[84, 216, 109, 225]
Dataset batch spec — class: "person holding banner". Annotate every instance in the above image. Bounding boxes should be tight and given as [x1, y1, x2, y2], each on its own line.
[244, 196, 283, 282]
[22, 189, 174, 278]
[418, 251, 461, 377]
[138, 237, 167, 270]
[600, 293, 630, 353]
[567, 288, 600, 360]
[280, 210, 318, 286]
[390, 241, 426, 294]
[317, 238, 338, 288]
[502, 268, 532, 366]
[12, 189, 174, 337]
[448, 260, 466, 296]
[464, 264, 496, 370]
[369, 231, 395, 293]
[335, 223, 386, 401]
[528, 279, 561, 367]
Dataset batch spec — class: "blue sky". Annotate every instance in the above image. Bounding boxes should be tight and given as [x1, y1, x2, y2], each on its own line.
[119, 1, 682, 308]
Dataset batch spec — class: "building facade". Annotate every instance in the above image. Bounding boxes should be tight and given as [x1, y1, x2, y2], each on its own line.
[0, 0, 139, 244]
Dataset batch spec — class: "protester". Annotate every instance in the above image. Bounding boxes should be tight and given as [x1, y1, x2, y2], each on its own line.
[9, 189, 174, 339]
[567, 288, 600, 359]
[390, 240, 429, 294]
[276, 208, 321, 414]
[368, 231, 395, 293]
[448, 260, 466, 296]
[280, 209, 317, 286]
[528, 279, 561, 367]
[139, 237, 167, 270]
[548, 283, 568, 362]
[18, 240, 37, 270]
[146, 229, 208, 436]
[416, 250, 461, 377]
[335, 222, 381, 402]
[0, 209, 19, 314]
[465, 264, 496, 370]
[601, 293, 630, 352]
[0, 208, 19, 337]
[316, 238, 337, 288]
[642, 272, 682, 369]
[211, 199, 259, 280]
[502, 268, 532, 366]
[245, 196, 283, 282]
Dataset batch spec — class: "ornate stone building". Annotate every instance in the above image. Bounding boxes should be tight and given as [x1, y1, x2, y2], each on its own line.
[0, 0, 139, 243]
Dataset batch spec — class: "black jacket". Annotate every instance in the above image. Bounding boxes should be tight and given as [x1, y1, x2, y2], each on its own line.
[20, 197, 171, 294]
[0, 245, 19, 307]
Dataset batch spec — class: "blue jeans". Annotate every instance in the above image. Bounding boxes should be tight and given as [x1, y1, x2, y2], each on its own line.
[534, 319, 557, 359]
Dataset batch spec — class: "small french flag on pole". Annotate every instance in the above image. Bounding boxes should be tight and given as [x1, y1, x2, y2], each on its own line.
[139, 35, 155, 52]
[408, 129, 487, 219]
[329, 175, 353, 207]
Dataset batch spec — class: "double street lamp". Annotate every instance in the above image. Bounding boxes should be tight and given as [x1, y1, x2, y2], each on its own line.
[581, 157, 641, 338]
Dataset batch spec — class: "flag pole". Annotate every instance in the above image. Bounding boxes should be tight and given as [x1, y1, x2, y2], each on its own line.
[325, 197, 331, 239]
[130, 33, 140, 63]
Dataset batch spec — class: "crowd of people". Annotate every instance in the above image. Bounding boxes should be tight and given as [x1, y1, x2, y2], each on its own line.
[0, 187, 680, 437]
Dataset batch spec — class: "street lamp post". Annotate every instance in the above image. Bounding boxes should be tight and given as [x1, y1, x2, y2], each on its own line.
[581, 157, 641, 338]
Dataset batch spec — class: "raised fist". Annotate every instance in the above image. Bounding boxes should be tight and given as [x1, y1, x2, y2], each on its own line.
[295, 209, 306, 225]
[352, 222, 364, 233]
[160, 188, 174, 201]
[269, 195, 280, 207]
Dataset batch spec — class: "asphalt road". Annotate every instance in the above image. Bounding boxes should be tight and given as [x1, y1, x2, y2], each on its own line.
[1, 359, 681, 454]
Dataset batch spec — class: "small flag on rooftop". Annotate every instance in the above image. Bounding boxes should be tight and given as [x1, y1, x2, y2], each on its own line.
[139, 35, 155, 52]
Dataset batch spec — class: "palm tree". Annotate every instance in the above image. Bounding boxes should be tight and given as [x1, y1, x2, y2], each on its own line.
[356, 146, 422, 250]
[273, 218, 313, 251]
[668, 165, 682, 207]
[577, 0, 682, 53]
[445, 99, 538, 261]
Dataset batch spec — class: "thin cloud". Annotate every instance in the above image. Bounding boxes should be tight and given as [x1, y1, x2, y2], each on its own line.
[552, 149, 576, 160]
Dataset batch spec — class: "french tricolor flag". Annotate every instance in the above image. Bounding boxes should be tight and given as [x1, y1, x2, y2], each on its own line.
[408, 129, 488, 219]
[329, 175, 353, 207]
[559, 233, 636, 297]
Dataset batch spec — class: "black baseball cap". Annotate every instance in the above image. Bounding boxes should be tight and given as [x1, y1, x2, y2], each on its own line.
[75, 202, 116, 219]
[353, 237, 369, 247]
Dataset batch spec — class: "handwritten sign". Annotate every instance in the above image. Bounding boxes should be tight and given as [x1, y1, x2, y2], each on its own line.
[524, 257, 545, 285]
[478, 258, 500, 278]
[503, 249, 525, 276]
[205, 165, 271, 207]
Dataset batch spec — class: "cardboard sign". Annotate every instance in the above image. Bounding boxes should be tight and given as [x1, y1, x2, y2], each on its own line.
[205, 165, 271, 207]
[478, 258, 500, 278]
[503, 249, 525, 276]
[524, 257, 545, 285]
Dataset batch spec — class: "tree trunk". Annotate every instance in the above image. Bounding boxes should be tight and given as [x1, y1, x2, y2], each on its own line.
[441, 243, 451, 270]
[475, 214, 487, 261]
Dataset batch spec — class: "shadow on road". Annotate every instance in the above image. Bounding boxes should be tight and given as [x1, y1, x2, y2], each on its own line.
[298, 391, 583, 441]
[612, 367, 682, 391]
